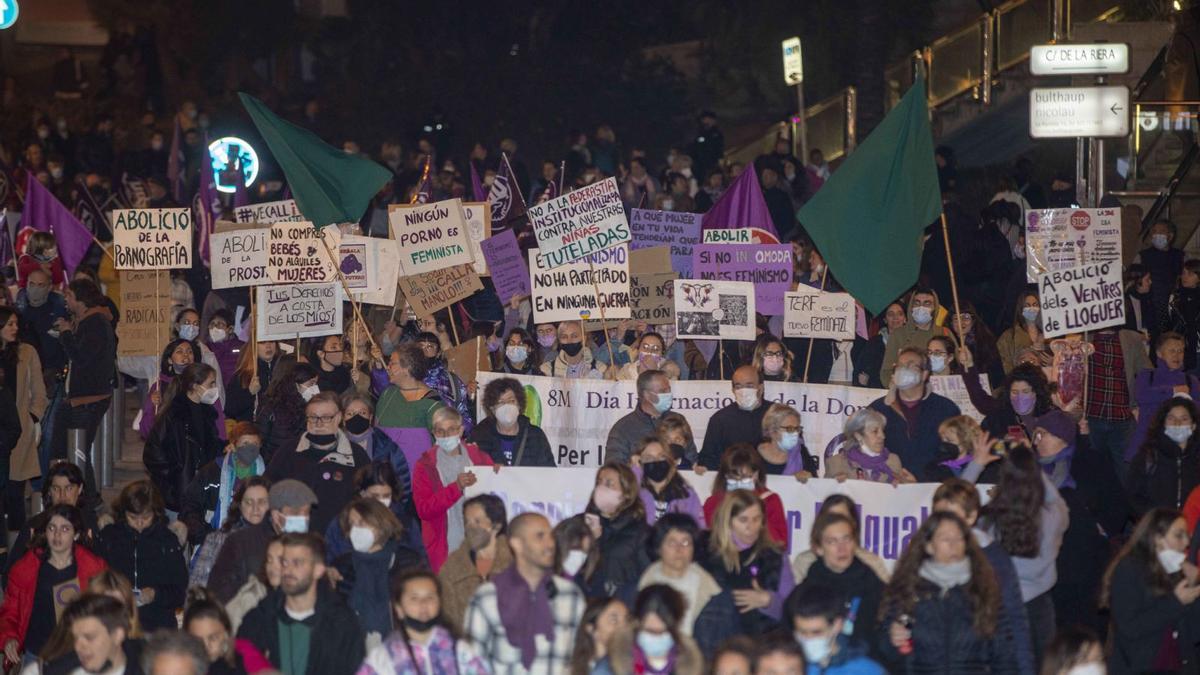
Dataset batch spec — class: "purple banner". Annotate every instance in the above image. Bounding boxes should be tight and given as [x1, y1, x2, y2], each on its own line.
[693, 244, 793, 315]
[629, 209, 701, 278]
[479, 229, 531, 305]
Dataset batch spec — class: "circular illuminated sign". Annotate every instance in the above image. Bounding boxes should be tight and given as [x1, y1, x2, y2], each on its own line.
[207, 136, 259, 194]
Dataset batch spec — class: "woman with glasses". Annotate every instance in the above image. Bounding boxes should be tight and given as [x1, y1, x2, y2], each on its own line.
[614, 332, 681, 380]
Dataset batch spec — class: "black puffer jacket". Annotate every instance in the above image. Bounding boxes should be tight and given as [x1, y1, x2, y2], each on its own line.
[1128, 435, 1200, 515]
[96, 519, 188, 632]
[584, 511, 650, 598]
[878, 579, 1017, 674]
[237, 586, 365, 675]
[142, 396, 225, 512]
[468, 415, 556, 467]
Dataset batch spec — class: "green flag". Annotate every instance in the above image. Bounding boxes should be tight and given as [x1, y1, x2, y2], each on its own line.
[797, 79, 941, 315]
[239, 92, 392, 228]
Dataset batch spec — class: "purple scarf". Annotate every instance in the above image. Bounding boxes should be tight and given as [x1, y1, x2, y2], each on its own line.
[492, 565, 555, 669]
[844, 446, 897, 482]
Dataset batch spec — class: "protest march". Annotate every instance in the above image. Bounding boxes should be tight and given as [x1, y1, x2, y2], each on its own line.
[1, 5, 1196, 673]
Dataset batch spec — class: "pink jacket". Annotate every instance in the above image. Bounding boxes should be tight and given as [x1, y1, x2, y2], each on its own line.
[412, 442, 493, 572]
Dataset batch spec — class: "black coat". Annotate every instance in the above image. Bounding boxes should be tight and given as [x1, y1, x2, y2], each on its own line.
[878, 579, 1017, 674]
[95, 520, 188, 632]
[223, 357, 277, 422]
[851, 334, 887, 389]
[1170, 286, 1200, 371]
[142, 397, 225, 512]
[584, 512, 650, 598]
[1128, 435, 1200, 515]
[237, 586, 365, 675]
[468, 415, 556, 467]
[59, 308, 116, 399]
[794, 557, 886, 662]
[1107, 556, 1200, 674]
[208, 518, 274, 603]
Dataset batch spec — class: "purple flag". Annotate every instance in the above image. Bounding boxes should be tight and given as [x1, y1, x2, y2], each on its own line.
[488, 152, 527, 228]
[700, 166, 778, 238]
[469, 161, 487, 202]
[194, 138, 221, 268]
[23, 173, 92, 276]
[167, 118, 185, 204]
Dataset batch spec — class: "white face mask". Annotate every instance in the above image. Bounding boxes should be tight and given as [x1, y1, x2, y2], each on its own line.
[1159, 547, 1187, 574]
[562, 549, 588, 576]
[350, 526, 376, 553]
[208, 327, 227, 343]
[300, 384, 319, 402]
[929, 355, 947, 373]
[894, 366, 922, 389]
[734, 388, 760, 411]
[797, 632, 835, 666]
[1065, 665, 1105, 675]
[282, 515, 308, 533]
[199, 387, 220, 405]
[726, 478, 755, 492]
[377, 497, 392, 509]
[494, 403, 520, 427]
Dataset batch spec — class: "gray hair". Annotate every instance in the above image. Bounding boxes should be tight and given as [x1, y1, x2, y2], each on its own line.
[842, 408, 886, 445]
[431, 405, 463, 429]
[340, 391, 375, 415]
[142, 629, 208, 675]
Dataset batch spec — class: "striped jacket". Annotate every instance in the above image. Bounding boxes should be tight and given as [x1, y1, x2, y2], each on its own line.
[463, 575, 585, 674]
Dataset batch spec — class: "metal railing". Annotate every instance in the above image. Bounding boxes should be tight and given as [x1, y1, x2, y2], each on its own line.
[724, 88, 858, 168]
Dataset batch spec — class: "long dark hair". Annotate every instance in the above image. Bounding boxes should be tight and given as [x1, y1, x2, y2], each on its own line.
[391, 568, 455, 667]
[183, 587, 236, 667]
[223, 476, 271, 533]
[570, 597, 627, 675]
[150, 362, 215, 439]
[30, 503, 85, 553]
[978, 445, 1044, 558]
[0, 307, 20, 386]
[951, 301, 1000, 371]
[158, 338, 200, 378]
[999, 363, 1053, 416]
[1139, 397, 1199, 468]
[262, 356, 316, 416]
[1101, 508, 1184, 607]
[879, 511, 999, 636]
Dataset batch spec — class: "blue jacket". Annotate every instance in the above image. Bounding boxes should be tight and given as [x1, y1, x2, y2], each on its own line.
[868, 391, 960, 481]
[808, 636, 885, 675]
[980, 537, 1035, 675]
[365, 427, 413, 514]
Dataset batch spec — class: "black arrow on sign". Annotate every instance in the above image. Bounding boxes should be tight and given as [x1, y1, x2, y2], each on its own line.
[1110, 102, 1124, 115]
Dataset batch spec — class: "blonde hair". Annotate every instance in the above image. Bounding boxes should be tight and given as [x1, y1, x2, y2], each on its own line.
[87, 569, 142, 638]
[761, 403, 801, 440]
[591, 462, 645, 522]
[752, 338, 793, 380]
[938, 415, 982, 453]
[708, 490, 780, 572]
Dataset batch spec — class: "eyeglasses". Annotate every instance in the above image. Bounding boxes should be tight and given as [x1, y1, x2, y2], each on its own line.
[763, 350, 784, 358]
[306, 414, 337, 424]
[779, 425, 802, 433]
[640, 345, 663, 354]
[927, 350, 948, 357]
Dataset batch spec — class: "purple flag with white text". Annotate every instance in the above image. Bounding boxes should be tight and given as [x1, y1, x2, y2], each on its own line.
[488, 152, 526, 228]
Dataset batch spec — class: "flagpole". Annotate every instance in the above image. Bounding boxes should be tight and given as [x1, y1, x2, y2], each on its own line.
[939, 213, 966, 342]
[446, 305, 461, 345]
[77, 179, 114, 236]
[802, 267, 829, 383]
[588, 260, 618, 371]
[250, 290, 258, 381]
[558, 161, 566, 196]
[502, 152, 530, 217]
[410, 156, 432, 205]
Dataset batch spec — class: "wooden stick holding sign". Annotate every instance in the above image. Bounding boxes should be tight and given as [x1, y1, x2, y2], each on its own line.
[802, 266, 830, 383]
[940, 213, 966, 343]
[250, 290, 258, 380]
[317, 231, 381, 355]
[588, 260, 618, 370]
[154, 270, 161, 415]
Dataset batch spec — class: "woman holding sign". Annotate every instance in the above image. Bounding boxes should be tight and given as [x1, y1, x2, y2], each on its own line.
[139, 339, 226, 442]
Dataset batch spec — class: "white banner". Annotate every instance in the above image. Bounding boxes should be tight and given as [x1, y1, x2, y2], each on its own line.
[530, 245, 631, 324]
[465, 468, 936, 570]
[475, 373, 883, 469]
[1038, 260, 1125, 338]
[674, 279, 756, 341]
[463, 202, 491, 276]
[928, 374, 989, 421]
[783, 290, 856, 340]
[1025, 207, 1122, 282]
[267, 221, 341, 284]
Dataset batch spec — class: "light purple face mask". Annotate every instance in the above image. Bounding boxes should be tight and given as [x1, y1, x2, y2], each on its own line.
[1011, 391, 1037, 415]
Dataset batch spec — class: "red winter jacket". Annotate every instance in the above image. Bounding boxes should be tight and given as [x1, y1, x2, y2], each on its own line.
[412, 442, 494, 572]
[0, 545, 107, 650]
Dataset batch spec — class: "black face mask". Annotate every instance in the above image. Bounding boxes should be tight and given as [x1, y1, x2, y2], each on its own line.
[643, 460, 671, 482]
[403, 615, 439, 632]
[306, 432, 337, 446]
[560, 341, 583, 357]
[939, 441, 961, 457]
[669, 443, 687, 460]
[344, 414, 371, 435]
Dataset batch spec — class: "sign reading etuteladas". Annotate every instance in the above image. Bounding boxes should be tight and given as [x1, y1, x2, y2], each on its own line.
[527, 177, 629, 268]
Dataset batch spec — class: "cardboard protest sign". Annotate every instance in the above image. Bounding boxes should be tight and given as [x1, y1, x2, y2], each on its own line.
[116, 270, 172, 356]
[389, 199, 474, 275]
[630, 209, 701, 278]
[211, 221, 270, 290]
[111, 208, 192, 270]
[530, 245, 631, 324]
[349, 238, 400, 306]
[398, 264, 483, 319]
[256, 282, 343, 340]
[630, 246, 671, 275]
[445, 336, 491, 384]
[527, 177, 629, 268]
[632, 272, 676, 323]
[463, 202, 491, 275]
[1038, 260, 1125, 338]
[783, 290, 856, 340]
[267, 221, 340, 284]
[235, 199, 303, 224]
[479, 229, 530, 305]
[673, 279, 756, 340]
[1025, 208, 1122, 282]
[700, 227, 781, 245]
[694, 244, 792, 315]
[338, 235, 375, 291]
[930, 374, 990, 421]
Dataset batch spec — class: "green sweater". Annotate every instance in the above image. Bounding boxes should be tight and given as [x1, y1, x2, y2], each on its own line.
[375, 386, 445, 429]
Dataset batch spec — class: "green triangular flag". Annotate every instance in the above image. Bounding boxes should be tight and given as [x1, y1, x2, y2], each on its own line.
[239, 92, 392, 228]
[797, 79, 942, 315]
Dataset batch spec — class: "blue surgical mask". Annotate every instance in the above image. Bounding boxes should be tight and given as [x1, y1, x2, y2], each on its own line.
[911, 306, 932, 325]
[636, 631, 674, 658]
[282, 515, 308, 533]
[652, 392, 673, 415]
[179, 324, 199, 341]
[779, 431, 801, 451]
[929, 355, 946, 373]
[726, 478, 755, 492]
[506, 345, 528, 364]
[436, 435, 460, 452]
[1152, 233, 1170, 250]
[1021, 307, 1040, 323]
[1165, 424, 1194, 445]
[797, 633, 835, 665]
